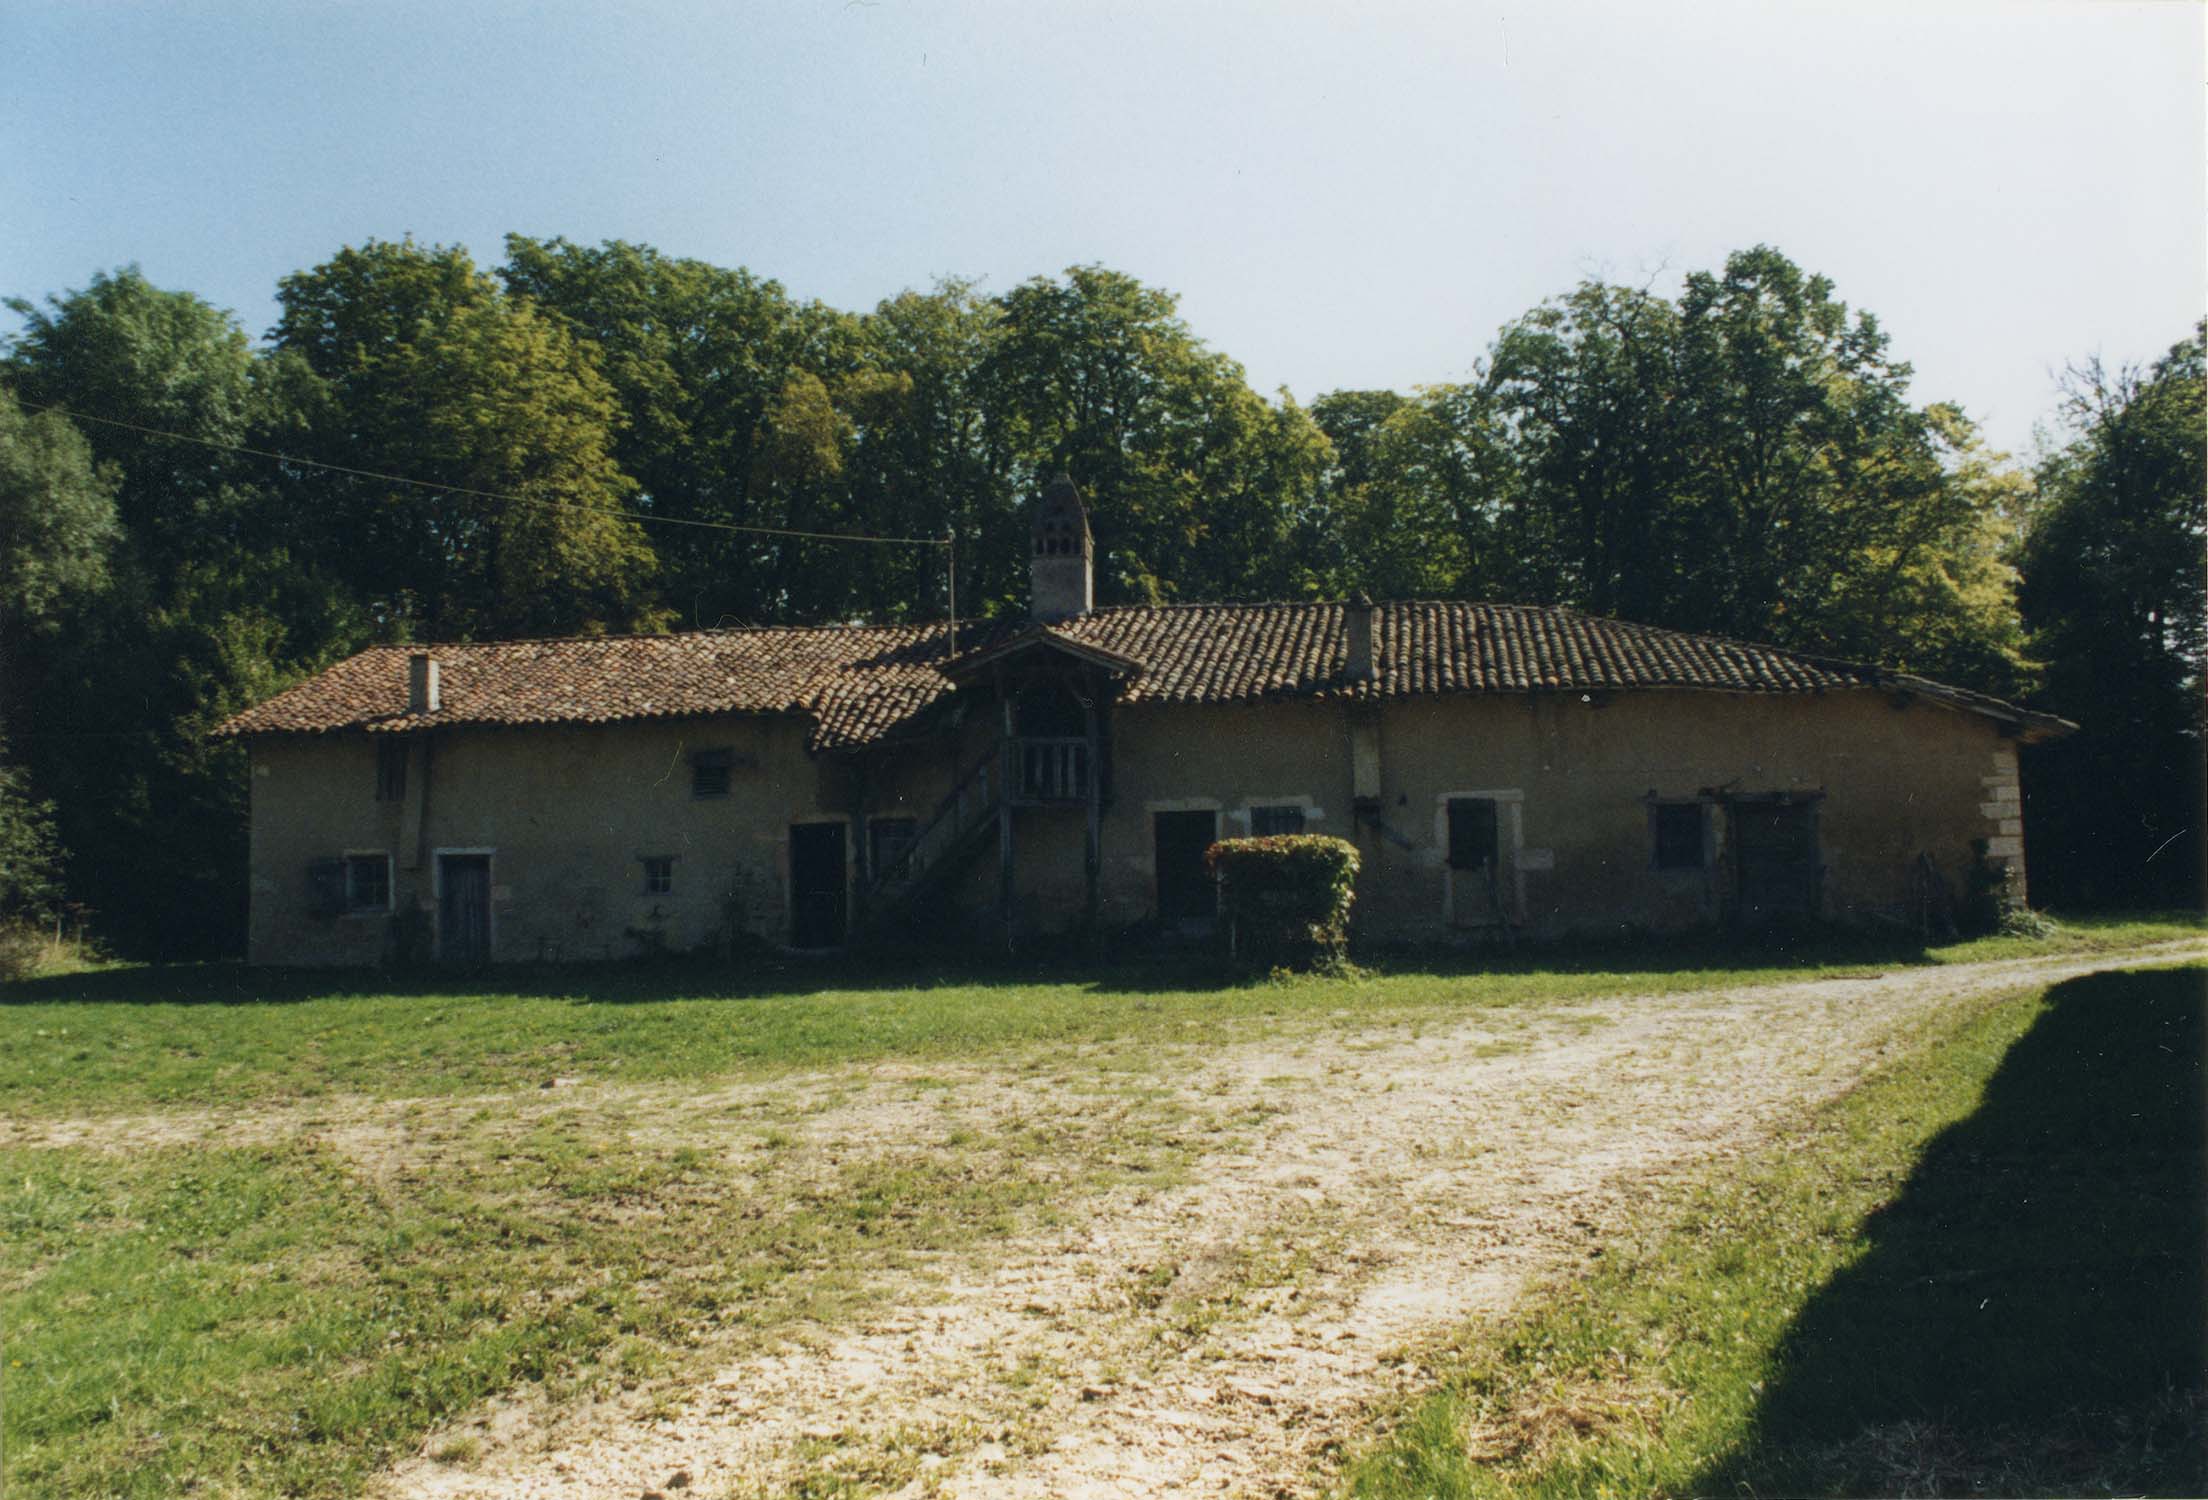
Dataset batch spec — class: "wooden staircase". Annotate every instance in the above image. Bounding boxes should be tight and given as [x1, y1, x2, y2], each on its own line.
[856, 740, 1005, 939]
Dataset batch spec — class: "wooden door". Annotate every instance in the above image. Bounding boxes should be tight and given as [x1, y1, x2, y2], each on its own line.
[790, 822, 847, 948]
[1154, 810, 1219, 927]
[1732, 801, 1821, 926]
[438, 854, 492, 962]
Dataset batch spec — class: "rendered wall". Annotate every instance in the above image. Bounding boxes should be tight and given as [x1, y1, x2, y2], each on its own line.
[1058, 689, 2021, 942]
[247, 715, 852, 965]
[245, 687, 2026, 963]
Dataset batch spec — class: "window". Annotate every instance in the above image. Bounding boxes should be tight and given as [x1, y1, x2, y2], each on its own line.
[343, 853, 391, 913]
[691, 748, 734, 799]
[1653, 802, 1706, 870]
[869, 816, 918, 880]
[641, 855, 674, 895]
[1249, 804, 1306, 837]
[1447, 797, 1500, 871]
[375, 740, 408, 802]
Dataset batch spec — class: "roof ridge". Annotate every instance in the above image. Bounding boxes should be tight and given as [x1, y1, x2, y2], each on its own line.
[372, 618, 957, 651]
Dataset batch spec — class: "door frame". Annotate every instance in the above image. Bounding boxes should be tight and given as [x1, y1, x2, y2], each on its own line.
[431, 847, 497, 961]
[786, 818, 850, 948]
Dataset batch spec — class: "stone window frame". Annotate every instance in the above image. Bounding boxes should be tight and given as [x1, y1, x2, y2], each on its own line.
[340, 850, 393, 916]
[1434, 790, 1525, 926]
[1235, 796, 1323, 839]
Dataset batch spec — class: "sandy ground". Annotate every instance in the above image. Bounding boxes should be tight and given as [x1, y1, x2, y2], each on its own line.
[22, 945, 2202, 1499]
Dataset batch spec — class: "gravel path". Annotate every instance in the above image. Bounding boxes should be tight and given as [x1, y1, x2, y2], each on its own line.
[114, 947, 2208, 1500]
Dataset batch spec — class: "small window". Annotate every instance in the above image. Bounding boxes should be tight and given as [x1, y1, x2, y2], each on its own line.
[1249, 804, 1306, 837]
[344, 854, 391, 913]
[375, 740, 408, 802]
[641, 855, 674, 895]
[869, 816, 918, 880]
[691, 748, 734, 799]
[1447, 797, 1500, 871]
[1653, 802, 1707, 870]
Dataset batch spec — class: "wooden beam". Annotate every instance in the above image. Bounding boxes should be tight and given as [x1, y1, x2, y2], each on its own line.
[1084, 671, 1102, 936]
[996, 662, 1014, 952]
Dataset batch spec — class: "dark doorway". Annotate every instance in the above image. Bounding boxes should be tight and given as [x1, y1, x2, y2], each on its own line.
[438, 853, 492, 963]
[1154, 810, 1219, 927]
[790, 822, 847, 947]
[1732, 799, 1821, 926]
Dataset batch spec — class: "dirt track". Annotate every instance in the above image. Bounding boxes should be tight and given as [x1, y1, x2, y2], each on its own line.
[337, 944, 2201, 1500]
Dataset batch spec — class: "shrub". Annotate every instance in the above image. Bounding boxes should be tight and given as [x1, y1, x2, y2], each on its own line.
[1205, 834, 1360, 969]
[0, 745, 62, 924]
[0, 920, 43, 982]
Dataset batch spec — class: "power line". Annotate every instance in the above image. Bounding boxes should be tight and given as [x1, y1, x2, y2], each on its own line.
[13, 398, 951, 550]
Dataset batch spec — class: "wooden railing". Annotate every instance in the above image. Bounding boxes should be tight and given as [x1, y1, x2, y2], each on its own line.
[1016, 737, 1090, 803]
[866, 741, 1001, 902]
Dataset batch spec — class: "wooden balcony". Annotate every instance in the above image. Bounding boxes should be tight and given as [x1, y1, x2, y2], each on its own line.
[1015, 736, 1091, 804]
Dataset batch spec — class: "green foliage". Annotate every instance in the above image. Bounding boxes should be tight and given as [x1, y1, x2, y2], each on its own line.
[982, 265, 1332, 607]
[0, 387, 117, 634]
[3, 270, 362, 957]
[276, 238, 662, 638]
[3, 238, 2081, 954]
[2018, 324, 2206, 909]
[0, 737, 62, 921]
[1205, 834, 1361, 967]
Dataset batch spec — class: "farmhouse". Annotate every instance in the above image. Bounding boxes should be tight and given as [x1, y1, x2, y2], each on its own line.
[217, 480, 2071, 965]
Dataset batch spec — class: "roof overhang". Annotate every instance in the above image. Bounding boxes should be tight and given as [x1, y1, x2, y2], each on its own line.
[1873, 672, 2078, 743]
[941, 625, 1144, 685]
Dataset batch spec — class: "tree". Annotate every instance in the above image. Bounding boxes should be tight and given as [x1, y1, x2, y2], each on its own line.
[276, 238, 661, 637]
[982, 265, 1328, 606]
[1389, 248, 2035, 687]
[0, 737, 62, 923]
[1487, 280, 1685, 617]
[4, 268, 295, 580]
[2018, 324, 2206, 908]
[0, 389, 117, 637]
[500, 236, 865, 627]
[3, 269, 357, 958]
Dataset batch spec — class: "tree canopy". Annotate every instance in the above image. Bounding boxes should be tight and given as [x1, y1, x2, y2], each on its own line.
[2016, 324, 2206, 908]
[5, 240, 2185, 954]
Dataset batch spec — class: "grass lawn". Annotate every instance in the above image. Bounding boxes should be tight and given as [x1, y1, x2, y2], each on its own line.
[1, 913, 2197, 1496]
[2, 912, 2196, 1119]
[1341, 960, 2207, 1499]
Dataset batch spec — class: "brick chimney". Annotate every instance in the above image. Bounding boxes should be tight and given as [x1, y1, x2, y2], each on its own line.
[407, 652, 440, 715]
[1030, 474, 1093, 622]
[1345, 594, 1375, 684]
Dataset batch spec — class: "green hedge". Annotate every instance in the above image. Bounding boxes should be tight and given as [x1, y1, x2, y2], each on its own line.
[1204, 834, 1360, 967]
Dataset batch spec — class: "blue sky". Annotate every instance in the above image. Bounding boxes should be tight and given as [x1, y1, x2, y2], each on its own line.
[4, 0, 2200, 459]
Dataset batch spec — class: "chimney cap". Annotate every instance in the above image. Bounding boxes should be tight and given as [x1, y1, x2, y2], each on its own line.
[1348, 591, 1374, 610]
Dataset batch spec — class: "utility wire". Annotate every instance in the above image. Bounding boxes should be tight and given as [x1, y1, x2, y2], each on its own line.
[13, 398, 952, 549]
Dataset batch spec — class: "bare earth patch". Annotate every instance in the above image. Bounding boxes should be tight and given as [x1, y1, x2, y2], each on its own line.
[24, 947, 2202, 1499]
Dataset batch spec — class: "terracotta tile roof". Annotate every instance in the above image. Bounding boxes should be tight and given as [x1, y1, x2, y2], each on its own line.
[216, 601, 2070, 749]
[214, 621, 1007, 753]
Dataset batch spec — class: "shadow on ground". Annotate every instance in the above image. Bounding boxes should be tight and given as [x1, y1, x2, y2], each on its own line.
[1696, 965, 2207, 1497]
[0, 925, 1967, 1008]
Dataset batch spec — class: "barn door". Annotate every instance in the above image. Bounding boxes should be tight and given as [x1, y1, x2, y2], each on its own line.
[438, 854, 492, 962]
[1731, 800, 1821, 927]
[789, 822, 847, 948]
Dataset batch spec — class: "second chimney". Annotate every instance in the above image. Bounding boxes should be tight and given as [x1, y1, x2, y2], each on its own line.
[1029, 474, 1094, 622]
[1345, 594, 1374, 685]
[407, 652, 441, 715]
